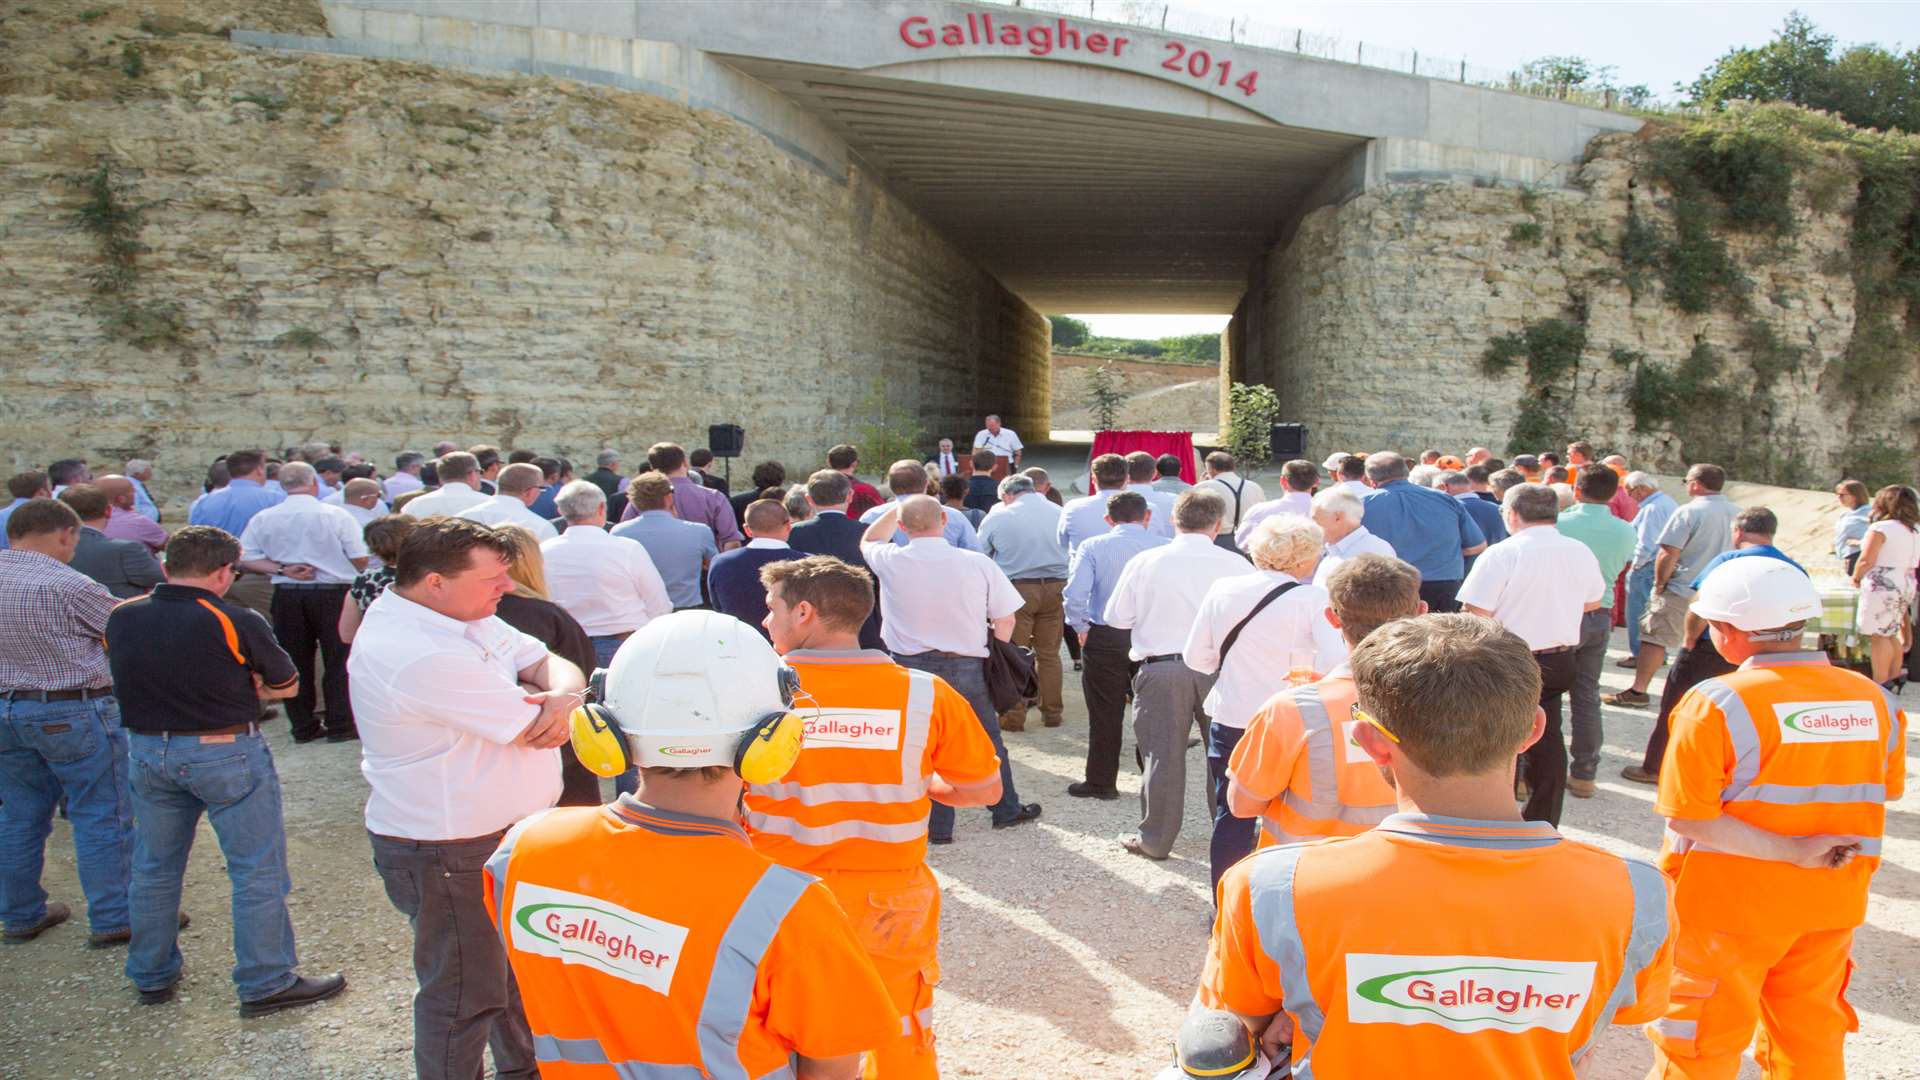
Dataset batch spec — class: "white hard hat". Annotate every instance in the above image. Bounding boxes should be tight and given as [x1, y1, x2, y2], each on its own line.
[1689, 556, 1820, 632]
[600, 611, 798, 769]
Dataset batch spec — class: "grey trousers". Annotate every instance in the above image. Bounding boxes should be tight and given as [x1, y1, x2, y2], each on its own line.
[1568, 608, 1615, 781]
[1131, 661, 1215, 858]
[369, 831, 538, 1080]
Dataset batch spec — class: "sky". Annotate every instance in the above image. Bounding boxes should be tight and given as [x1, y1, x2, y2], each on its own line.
[1069, 2, 1917, 339]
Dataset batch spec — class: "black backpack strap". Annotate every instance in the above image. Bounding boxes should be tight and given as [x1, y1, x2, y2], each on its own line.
[1218, 581, 1303, 667]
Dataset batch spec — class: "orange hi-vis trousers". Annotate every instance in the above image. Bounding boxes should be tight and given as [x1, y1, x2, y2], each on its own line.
[820, 864, 942, 1080]
[1647, 925, 1858, 1080]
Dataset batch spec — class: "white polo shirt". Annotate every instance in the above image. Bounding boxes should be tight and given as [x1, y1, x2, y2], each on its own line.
[457, 494, 559, 541]
[539, 526, 671, 637]
[973, 426, 1023, 459]
[1456, 523, 1604, 651]
[1104, 533, 1250, 660]
[237, 494, 369, 585]
[1183, 571, 1345, 729]
[347, 590, 561, 840]
[861, 536, 1024, 657]
[402, 480, 489, 518]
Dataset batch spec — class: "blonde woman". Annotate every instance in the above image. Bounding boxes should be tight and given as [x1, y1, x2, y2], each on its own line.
[1851, 485, 1920, 688]
[492, 526, 604, 806]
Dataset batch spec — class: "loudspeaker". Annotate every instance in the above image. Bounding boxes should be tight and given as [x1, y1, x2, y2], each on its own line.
[1269, 423, 1306, 460]
[708, 424, 746, 458]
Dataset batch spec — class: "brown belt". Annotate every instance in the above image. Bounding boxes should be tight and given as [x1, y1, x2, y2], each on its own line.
[2, 687, 113, 702]
[128, 721, 259, 738]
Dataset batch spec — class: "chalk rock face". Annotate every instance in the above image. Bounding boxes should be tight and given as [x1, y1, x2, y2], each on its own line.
[0, 0, 1047, 515]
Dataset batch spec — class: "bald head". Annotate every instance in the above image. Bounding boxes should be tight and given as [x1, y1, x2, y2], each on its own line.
[343, 478, 383, 508]
[898, 494, 945, 535]
[95, 474, 137, 512]
[743, 498, 792, 540]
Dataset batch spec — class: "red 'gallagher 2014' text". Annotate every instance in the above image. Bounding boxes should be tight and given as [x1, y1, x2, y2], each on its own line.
[897, 14, 1261, 97]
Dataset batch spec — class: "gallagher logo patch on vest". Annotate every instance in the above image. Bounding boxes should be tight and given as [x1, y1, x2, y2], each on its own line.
[804, 708, 902, 750]
[1773, 701, 1879, 744]
[1346, 954, 1595, 1034]
[510, 881, 689, 993]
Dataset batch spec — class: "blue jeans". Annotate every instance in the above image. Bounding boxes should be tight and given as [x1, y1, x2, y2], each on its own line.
[125, 731, 297, 1001]
[0, 695, 132, 934]
[1626, 563, 1655, 657]
[1207, 721, 1256, 902]
[893, 652, 1022, 838]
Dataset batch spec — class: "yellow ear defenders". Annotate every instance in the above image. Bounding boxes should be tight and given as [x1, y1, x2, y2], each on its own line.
[568, 667, 808, 785]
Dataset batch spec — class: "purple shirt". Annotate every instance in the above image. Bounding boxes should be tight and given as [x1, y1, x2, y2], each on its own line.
[620, 474, 743, 546]
[1233, 489, 1314, 548]
[103, 508, 167, 552]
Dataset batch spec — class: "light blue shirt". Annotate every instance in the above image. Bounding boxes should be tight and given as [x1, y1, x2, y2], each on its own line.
[1835, 504, 1871, 560]
[0, 497, 27, 550]
[1126, 484, 1178, 539]
[1058, 492, 1115, 557]
[1629, 489, 1677, 569]
[131, 478, 159, 522]
[858, 500, 980, 551]
[610, 510, 719, 609]
[1064, 523, 1168, 631]
[1360, 479, 1486, 583]
[978, 493, 1068, 580]
[187, 478, 285, 537]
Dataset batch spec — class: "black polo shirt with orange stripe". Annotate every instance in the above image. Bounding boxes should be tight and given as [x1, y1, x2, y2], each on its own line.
[104, 583, 298, 733]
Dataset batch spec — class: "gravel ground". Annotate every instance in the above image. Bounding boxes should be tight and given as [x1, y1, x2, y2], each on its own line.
[3, 628, 1915, 1079]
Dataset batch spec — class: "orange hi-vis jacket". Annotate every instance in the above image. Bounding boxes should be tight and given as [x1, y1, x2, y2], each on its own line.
[745, 649, 1001, 873]
[1226, 667, 1397, 843]
[1657, 649, 1906, 934]
[483, 799, 899, 1079]
[1202, 815, 1674, 1079]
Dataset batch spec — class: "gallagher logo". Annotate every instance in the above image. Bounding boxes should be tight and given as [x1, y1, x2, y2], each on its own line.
[656, 744, 712, 758]
[1346, 954, 1595, 1034]
[1773, 701, 1879, 744]
[510, 882, 688, 993]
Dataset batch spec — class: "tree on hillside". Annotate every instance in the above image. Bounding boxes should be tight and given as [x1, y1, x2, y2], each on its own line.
[1048, 314, 1089, 349]
[1514, 54, 1651, 107]
[1685, 11, 1920, 133]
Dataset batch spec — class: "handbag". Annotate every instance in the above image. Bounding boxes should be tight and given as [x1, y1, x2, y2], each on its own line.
[1217, 582, 1302, 667]
[985, 632, 1039, 715]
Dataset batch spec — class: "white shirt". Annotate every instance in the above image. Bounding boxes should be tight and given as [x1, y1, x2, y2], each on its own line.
[237, 494, 369, 585]
[973, 427, 1024, 458]
[539, 527, 671, 636]
[861, 536, 1025, 657]
[745, 537, 790, 550]
[1183, 571, 1345, 729]
[384, 472, 424, 501]
[1194, 473, 1265, 527]
[322, 489, 389, 515]
[402, 480, 490, 518]
[1337, 480, 1372, 498]
[341, 501, 384, 530]
[348, 590, 560, 840]
[1456, 523, 1603, 650]
[1866, 520, 1920, 572]
[457, 494, 560, 541]
[1311, 526, 1398, 587]
[1104, 533, 1251, 660]
[1126, 483, 1178, 539]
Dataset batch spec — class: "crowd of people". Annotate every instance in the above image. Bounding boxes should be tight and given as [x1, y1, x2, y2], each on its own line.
[0, 424, 1908, 1080]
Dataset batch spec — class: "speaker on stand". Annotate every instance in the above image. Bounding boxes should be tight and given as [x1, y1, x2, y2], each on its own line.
[1269, 423, 1307, 461]
[708, 424, 745, 491]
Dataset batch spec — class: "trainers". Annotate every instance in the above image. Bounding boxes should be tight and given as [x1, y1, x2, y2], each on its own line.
[89, 910, 190, 949]
[240, 973, 347, 1018]
[1603, 689, 1651, 708]
[1066, 782, 1120, 800]
[3, 901, 70, 943]
[1568, 778, 1597, 798]
[1620, 765, 1660, 786]
[1614, 655, 1639, 668]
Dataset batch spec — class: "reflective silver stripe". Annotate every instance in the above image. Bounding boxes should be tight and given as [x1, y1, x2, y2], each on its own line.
[530, 1033, 720, 1078]
[899, 1006, 934, 1036]
[1571, 858, 1671, 1064]
[486, 808, 558, 939]
[1651, 1018, 1697, 1040]
[1693, 679, 1761, 799]
[1276, 687, 1394, 830]
[1663, 824, 1694, 857]
[700, 864, 813, 1080]
[1878, 685, 1904, 756]
[751, 671, 936, 807]
[1244, 845, 1324, 1072]
[1726, 782, 1887, 805]
[743, 812, 927, 846]
[1276, 792, 1394, 827]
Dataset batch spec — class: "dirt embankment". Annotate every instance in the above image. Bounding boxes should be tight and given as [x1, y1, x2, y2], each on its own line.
[1051, 352, 1219, 434]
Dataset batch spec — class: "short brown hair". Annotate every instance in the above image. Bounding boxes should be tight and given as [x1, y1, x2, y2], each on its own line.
[647, 442, 688, 473]
[1325, 554, 1422, 644]
[1687, 463, 1727, 491]
[1350, 614, 1541, 777]
[969, 448, 995, 472]
[164, 526, 241, 578]
[1206, 451, 1235, 473]
[468, 444, 501, 471]
[806, 469, 852, 507]
[827, 444, 860, 471]
[392, 517, 515, 588]
[885, 460, 929, 497]
[761, 555, 875, 630]
[362, 514, 418, 564]
[750, 461, 786, 491]
[1091, 453, 1128, 490]
[5, 498, 81, 541]
[7, 471, 47, 500]
[1282, 459, 1319, 492]
[224, 449, 266, 478]
[1173, 489, 1225, 531]
[1104, 491, 1148, 524]
[57, 484, 110, 522]
[1567, 441, 1594, 458]
[627, 471, 674, 512]
[1125, 451, 1156, 483]
[743, 499, 790, 534]
[436, 452, 479, 484]
[1576, 465, 1619, 502]
[938, 474, 968, 502]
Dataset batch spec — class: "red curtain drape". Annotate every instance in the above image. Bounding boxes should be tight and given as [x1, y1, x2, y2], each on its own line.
[1089, 431, 1198, 483]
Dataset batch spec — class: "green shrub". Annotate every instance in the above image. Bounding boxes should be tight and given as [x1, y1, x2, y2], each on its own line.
[1085, 364, 1124, 432]
[1223, 383, 1283, 470]
[1508, 221, 1544, 245]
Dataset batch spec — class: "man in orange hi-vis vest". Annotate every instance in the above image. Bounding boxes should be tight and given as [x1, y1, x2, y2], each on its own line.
[1226, 553, 1422, 848]
[749, 556, 1004, 1080]
[1648, 557, 1906, 1079]
[1196, 614, 1673, 1078]
[484, 611, 899, 1080]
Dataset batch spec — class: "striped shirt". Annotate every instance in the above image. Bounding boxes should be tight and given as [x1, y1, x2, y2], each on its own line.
[0, 549, 116, 691]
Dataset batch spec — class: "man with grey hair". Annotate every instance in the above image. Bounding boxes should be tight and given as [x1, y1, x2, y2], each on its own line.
[1020, 466, 1064, 507]
[402, 452, 489, 518]
[385, 452, 425, 502]
[584, 449, 624, 500]
[1102, 490, 1245, 858]
[1308, 487, 1395, 587]
[1360, 452, 1486, 612]
[978, 472, 1068, 731]
[1620, 470, 1676, 668]
[237, 461, 370, 743]
[541, 480, 671, 673]
[972, 414, 1023, 480]
[1489, 467, 1527, 501]
[456, 463, 558, 541]
[337, 478, 387, 530]
[1457, 482, 1603, 825]
[124, 459, 160, 522]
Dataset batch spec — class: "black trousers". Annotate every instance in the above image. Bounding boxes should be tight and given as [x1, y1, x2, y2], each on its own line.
[270, 585, 353, 739]
[1063, 624, 1083, 662]
[1420, 578, 1464, 614]
[1080, 625, 1137, 788]
[1639, 637, 1738, 772]
[1521, 647, 1578, 826]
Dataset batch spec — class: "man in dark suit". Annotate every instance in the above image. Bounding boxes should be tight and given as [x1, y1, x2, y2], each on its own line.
[58, 484, 163, 598]
[708, 500, 805, 640]
[729, 461, 786, 530]
[926, 437, 965, 479]
[786, 470, 884, 650]
[689, 448, 730, 494]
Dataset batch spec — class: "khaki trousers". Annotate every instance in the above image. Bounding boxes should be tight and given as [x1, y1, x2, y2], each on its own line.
[1005, 579, 1065, 727]
[225, 572, 275, 621]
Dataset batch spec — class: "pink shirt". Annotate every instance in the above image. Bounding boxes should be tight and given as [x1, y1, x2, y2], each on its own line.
[103, 508, 167, 552]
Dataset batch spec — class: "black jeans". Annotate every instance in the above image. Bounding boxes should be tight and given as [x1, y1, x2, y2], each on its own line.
[370, 831, 537, 1080]
[1640, 637, 1738, 772]
[270, 585, 353, 739]
[1079, 625, 1136, 788]
[1521, 648, 1579, 826]
[1420, 578, 1463, 614]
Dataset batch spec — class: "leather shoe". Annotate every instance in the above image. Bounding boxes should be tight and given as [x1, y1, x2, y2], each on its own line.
[239, 972, 347, 1018]
[1620, 765, 1660, 786]
[1567, 778, 1597, 798]
[138, 982, 178, 1005]
[290, 731, 325, 745]
[991, 803, 1042, 829]
[325, 730, 359, 743]
[998, 714, 1026, 733]
[1067, 782, 1120, 800]
[89, 910, 190, 948]
[1602, 689, 1650, 708]
[928, 835, 954, 846]
[3, 901, 70, 943]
